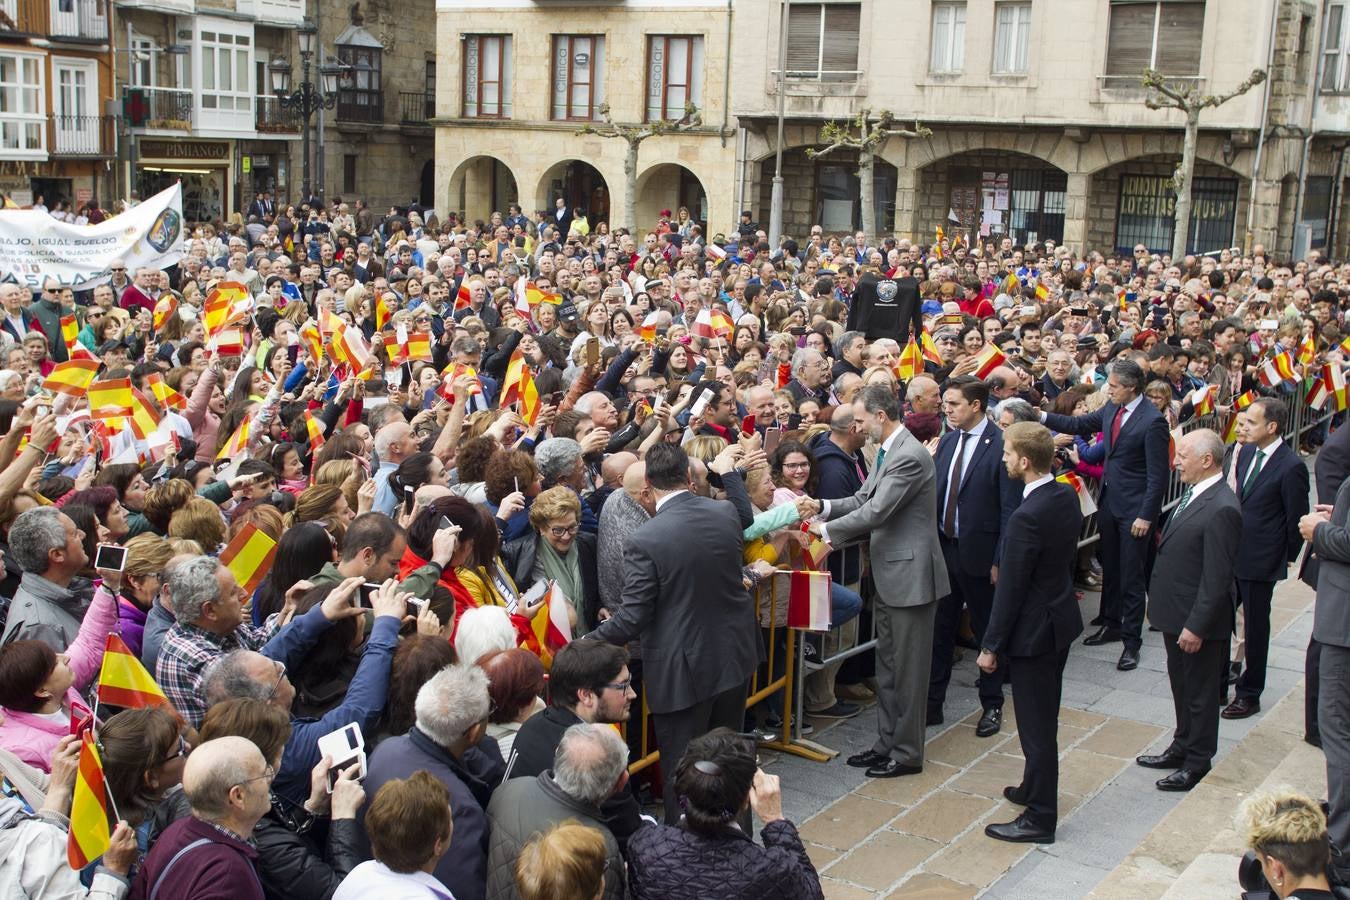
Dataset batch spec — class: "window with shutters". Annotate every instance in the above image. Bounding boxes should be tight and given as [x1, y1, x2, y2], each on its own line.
[1323, 2, 1348, 93]
[992, 2, 1032, 74]
[784, 2, 861, 82]
[463, 34, 512, 118]
[551, 35, 604, 121]
[646, 35, 704, 122]
[336, 45, 381, 123]
[1104, 1, 1205, 84]
[930, 3, 965, 74]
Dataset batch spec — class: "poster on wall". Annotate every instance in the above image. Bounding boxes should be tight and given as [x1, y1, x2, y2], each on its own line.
[0, 183, 184, 290]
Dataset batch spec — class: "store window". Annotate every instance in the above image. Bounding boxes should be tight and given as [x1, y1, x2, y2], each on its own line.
[1114, 172, 1237, 254]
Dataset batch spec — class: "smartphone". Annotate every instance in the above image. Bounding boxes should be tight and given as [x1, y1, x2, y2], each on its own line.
[93, 544, 127, 572]
[358, 582, 381, 608]
[586, 337, 600, 367]
[1020, 305, 1037, 317]
[317, 723, 366, 792]
[689, 388, 713, 418]
[764, 427, 783, 455]
[741, 414, 757, 437]
[408, 597, 429, 616]
[1069, 307, 1091, 317]
[549, 391, 564, 406]
[1152, 308, 1167, 328]
[788, 326, 806, 336]
[438, 515, 458, 532]
[403, 484, 415, 516]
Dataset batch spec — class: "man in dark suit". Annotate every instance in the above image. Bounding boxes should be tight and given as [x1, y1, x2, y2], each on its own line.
[1041, 358, 1170, 671]
[928, 376, 1021, 736]
[1302, 418, 1350, 745]
[810, 384, 949, 778]
[587, 442, 761, 822]
[978, 422, 1082, 844]
[1141, 429, 1242, 791]
[1223, 398, 1310, 720]
[1300, 477, 1350, 885]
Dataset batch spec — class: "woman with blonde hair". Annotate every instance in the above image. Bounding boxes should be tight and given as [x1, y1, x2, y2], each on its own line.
[515, 821, 611, 900]
[113, 534, 177, 658]
[287, 482, 356, 538]
[166, 496, 226, 552]
[502, 486, 599, 630]
[1238, 788, 1334, 898]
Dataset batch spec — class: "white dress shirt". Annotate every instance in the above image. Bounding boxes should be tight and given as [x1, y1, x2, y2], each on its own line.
[1023, 473, 1054, 499]
[944, 418, 989, 533]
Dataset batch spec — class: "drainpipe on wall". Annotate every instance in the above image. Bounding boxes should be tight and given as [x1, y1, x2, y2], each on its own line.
[720, 0, 732, 148]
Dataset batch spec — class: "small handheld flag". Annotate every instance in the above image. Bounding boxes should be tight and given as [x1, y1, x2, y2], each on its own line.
[97, 634, 171, 709]
[786, 571, 832, 631]
[219, 522, 278, 595]
[67, 732, 112, 869]
[42, 358, 101, 397]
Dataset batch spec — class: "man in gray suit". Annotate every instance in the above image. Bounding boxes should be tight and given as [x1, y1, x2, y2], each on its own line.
[810, 383, 949, 778]
[1300, 478, 1350, 884]
[1139, 429, 1242, 792]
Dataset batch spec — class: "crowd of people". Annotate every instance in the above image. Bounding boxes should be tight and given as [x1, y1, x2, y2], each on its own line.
[0, 185, 1346, 897]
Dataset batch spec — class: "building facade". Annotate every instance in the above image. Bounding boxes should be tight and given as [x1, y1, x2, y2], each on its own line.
[431, 0, 734, 235]
[729, 0, 1322, 257]
[0, 0, 116, 212]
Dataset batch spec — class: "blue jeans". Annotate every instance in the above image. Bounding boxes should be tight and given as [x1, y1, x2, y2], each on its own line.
[831, 582, 863, 628]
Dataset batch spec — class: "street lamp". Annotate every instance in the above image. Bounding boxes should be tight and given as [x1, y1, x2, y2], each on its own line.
[270, 18, 339, 204]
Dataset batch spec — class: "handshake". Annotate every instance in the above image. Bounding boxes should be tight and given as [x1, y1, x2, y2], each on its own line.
[794, 495, 822, 520]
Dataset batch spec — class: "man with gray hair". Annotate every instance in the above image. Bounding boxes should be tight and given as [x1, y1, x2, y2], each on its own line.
[362, 663, 505, 900]
[0, 503, 90, 649]
[485, 724, 628, 899]
[535, 437, 586, 491]
[372, 419, 417, 516]
[786, 347, 830, 407]
[995, 397, 1038, 429]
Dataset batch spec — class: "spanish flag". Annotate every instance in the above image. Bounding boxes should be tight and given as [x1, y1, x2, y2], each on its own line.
[42, 358, 101, 397]
[127, 388, 160, 440]
[1324, 362, 1348, 412]
[299, 322, 324, 363]
[692, 308, 733, 340]
[219, 522, 278, 594]
[209, 326, 245, 357]
[455, 281, 474, 312]
[971, 343, 1008, 379]
[332, 324, 372, 372]
[529, 581, 573, 667]
[303, 410, 327, 450]
[1056, 471, 1098, 516]
[1298, 335, 1317, 366]
[203, 282, 249, 338]
[406, 332, 433, 363]
[88, 378, 133, 420]
[498, 349, 528, 409]
[1234, 389, 1258, 410]
[1189, 384, 1216, 417]
[60, 315, 79, 354]
[1222, 411, 1240, 444]
[146, 373, 187, 412]
[67, 732, 111, 869]
[518, 365, 541, 426]
[97, 633, 171, 709]
[441, 363, 482, 398]
[319, 307, 345, 339]
[1257, 350, 1296, 388]
[1034, 282, 1050, 301]
[216, 416, 250, 460]
[920, 330, 943, 366]
[152, 294, 178, 333]
[1339, 335, 1350, 357]
[894, 337, 925, 381]
[638, 312, 660, 343]
[374, 294, 392, 331]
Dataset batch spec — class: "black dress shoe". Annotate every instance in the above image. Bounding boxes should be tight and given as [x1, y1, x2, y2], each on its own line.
[1089, 614, 1105, 626]
[1136, 751, 1185, 769]
[976, 708, 1003, 738]
[1156, 768, 1208, 791]
[1306, 731, 1323, 749]
[1222, 697, 1261, 719]
[926, 708, 944, 726]
[1003, 785, 1028, 805]
[1083, 627, 1122, 646]
[985, 815, 1055, 844]
[1117, 648, 1140, 671]
[846, 749, 889, 768]
[865, 758, 923, 778]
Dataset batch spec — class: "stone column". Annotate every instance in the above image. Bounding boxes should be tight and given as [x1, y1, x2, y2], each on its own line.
[894, 164, 918, 242]
[463, 157, 493, 223]
[1062, 172, 1089, 255]
[1246, 176, 1282, 253]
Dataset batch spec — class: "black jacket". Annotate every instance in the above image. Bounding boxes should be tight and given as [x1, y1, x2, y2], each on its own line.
[1043, 398, 1170, 524]
[626, 820, 823, 900]
[932, 421, 1021, 577]
[501, 530, 601, 630]
[253, 805, 364, 900]
[845, 273, 922, 342]
[1232, 441, 1310, 582]
[808, 432, 865, 585]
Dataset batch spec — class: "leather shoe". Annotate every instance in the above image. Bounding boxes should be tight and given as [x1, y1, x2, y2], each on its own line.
[1117, 648, 1140, 671]
[1222, 697, 1261, 719]
[926, 708, 944, 727]
[1089, 614, 1105, 626]
[846, 750, 889, 769]
[1136, 751, 1185, 770]
[1003, 784, 1028, 806]
[1156, 768, 1208, 792]
[865, 759, 923, 779]
[985, 815, 1055, 844]
[1083, 627, 1122, 646]
[976, 708, 1003, 738]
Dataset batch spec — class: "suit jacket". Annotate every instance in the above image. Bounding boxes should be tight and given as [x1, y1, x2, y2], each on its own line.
[351, 259, 384, 284]
[982, 481, 1083, 657]
[933, 423, 1021, 577]
[1147, 482, 1242, 640]
[1316, 423, 1350, 504]
[1313, 476, 1350, 648]
[1231, 441, 1309, 582]
[823, 426, 949, 608]
[587, 492, 759, 714]
[0, 308, 39, 345]
[1043, 398, 1170, 523]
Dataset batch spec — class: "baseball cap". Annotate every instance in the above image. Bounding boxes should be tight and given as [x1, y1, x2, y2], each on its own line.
[557, 300, 580, 323]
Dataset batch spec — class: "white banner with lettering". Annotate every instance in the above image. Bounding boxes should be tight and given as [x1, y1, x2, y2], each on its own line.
[0, 183, 184, 291]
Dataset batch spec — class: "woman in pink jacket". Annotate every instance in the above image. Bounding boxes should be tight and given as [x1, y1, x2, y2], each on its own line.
[0, 582, 117, 772]
[185, 360, 224, 463]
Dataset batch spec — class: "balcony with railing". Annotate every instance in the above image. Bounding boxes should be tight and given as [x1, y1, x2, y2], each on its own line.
[398, 91, 434, 125]
[0, 0, 46, 35]
[128, 86, 193, 131]
[49, 113, 111, 156]
[255, 95, 300, 133]
[336, 92, 382, 125]
[48, 0, 106, 40]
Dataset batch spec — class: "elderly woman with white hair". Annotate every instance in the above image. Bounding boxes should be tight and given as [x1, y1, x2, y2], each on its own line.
[0, 369, 23, 402]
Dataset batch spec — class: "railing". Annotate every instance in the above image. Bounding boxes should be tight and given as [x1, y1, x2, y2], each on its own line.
[255, 96, 300, 133]
[48, 0, 105, 40]
[398, 91, 433, 125]
[49, 113, 109, 155]
[772, 68, 862, 84]
[0, 0, 45, 35]
[135, 86, 193, 131]
[336, 95, 382, 124]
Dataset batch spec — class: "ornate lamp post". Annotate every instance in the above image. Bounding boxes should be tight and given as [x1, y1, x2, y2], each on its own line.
[269, 19, 342, 203]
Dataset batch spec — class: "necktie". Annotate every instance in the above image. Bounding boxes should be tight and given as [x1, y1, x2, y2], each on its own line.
[874, 446, 886, 473]
[1173, 486, 1194, 518]
[943, 431, 968, 539]
[1110, 406, 1126, 445]
[1242, 449, 1265, 497]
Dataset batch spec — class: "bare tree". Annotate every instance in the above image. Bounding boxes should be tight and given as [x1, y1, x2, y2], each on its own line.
[577, 102, 702, 232]
[1142, 68, 1266, 261]
[806, 110, 931, 243]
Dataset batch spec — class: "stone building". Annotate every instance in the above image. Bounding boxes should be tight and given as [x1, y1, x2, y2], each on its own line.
[431, 0, 735, 235]
[729, 0, 1325, 257]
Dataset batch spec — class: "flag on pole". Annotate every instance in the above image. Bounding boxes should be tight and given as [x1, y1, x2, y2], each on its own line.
[518, 365, 541, 426]
[127, 388, 160, 440]
[332, 324, 372, 372]
[528, 581, 573, 668]
[146, 373, 187, 412]
[97, 633, 172, 709]
[1034, 282, 1050, 301]
[1056, 471, 1098, 516]
[299, 322, 324, 363]
[1307, 375, 1329, 411]
[88, 378, 133, 421]
[67, 732, 111, 869]
[895, 338, 925, 381]
[692, 308, 733, 340]
[303, 410, 326, 450]
[1298, 335, 1318, 366]
[1189, 384, 1216, 417]
[1257, 351, 1297, 388]
[216, 417, 250, 460]
[219, 522, 278, 594]
[786, 571, 832, 631]
[152, 294, 178, 332]
[60, 314, 79, 354]
[319, 307, 346, 339]
[1234, 389, 1258, 410]
[42, 358, 101, 397]
[406, 332, 433, 363]
[1325, 362, 1349, 412]
[971, 343, 1008, 379]
[455, 281, 474, 312]
[1222, 411, 1240, 444]
[499, 350, 529, 409]
[374, 294, 392, 331]
[1339, 335, 1350, 357]
[637, 312, 660, 343]
[919, 330, 943, 366]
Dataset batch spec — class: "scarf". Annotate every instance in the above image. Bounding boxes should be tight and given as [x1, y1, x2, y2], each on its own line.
[535, 535, 583, 623]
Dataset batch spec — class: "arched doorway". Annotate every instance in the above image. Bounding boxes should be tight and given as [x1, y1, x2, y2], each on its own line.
[446, 155, 519, 224]
[916, 149, 1068, 247]
[536, 160, 609, 231]
[1086, 154, 1247, 255]
[635, 163, 708, 233]
[419, 159, 434, 208]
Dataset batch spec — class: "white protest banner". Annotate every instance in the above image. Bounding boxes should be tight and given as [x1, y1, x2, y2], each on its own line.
[0, 183, 184, 291]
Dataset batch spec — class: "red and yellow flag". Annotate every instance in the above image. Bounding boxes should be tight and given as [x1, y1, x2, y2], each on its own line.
[933, 227, 945, 259]
[67, 732, 111, 869]
[518, 365, 540, 426]
[219, 522, 278, 594]
[638, 312, 660, 343]
[1257, 350, 1296, 388]
[528, 581, 573, 669]
[303, 410, 326, 450]
[1056, 471, 1098, 516]
[455, 281, 474, 312]
[127, 388, 161, 440]
[42, 358, 101, 397]
[1190, 384, 1216, 417]
[299, 322, 324, 363]
[406, 332, 433, 363]
[216, 416, 250, 460]
[971, 343, 1008, 379]
[332, 324, 372, 372]
[146, 373, 187, 412]
[152, 294, 178, 332]
[894, 337, 925, 381]
[97, 633, 171, 709]
[920, 330, 943, 366]
[1234, 389, 1258, 410]
[203, 282, 248, 338]
[1222, 411, 1240, 444]
[1034, 282, 1050, 301]
[374, 294, 392, 331]
[88, 378, 133, 421]
[499, 349, 528, 409]
[1298, 335, 1317, 366]
[60, 314, 79, 354]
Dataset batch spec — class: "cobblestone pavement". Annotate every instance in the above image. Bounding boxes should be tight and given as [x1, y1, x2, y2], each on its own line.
[757, 578, 1316, 899]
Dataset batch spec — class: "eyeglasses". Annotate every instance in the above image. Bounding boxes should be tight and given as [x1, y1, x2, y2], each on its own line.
[234, 764, 276, 790]
[548, 524, 580, 538]
[266, 660, 287, 701]
[781, 462, 811, 471]
[601, 679, 632, 693]
[157, 733, 189, 766]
